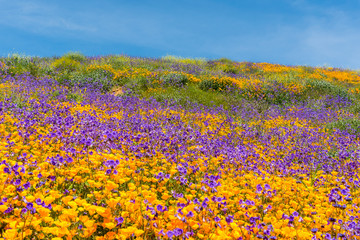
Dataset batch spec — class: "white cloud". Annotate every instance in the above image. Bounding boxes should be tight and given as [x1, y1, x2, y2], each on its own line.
[201, 2, 360, 69]
[0, 0, 96, 34]
[0, 0, 182, 50]
[0, 0, 359, 69]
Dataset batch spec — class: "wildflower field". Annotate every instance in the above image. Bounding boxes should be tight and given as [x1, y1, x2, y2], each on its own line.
[1, 53, 360, 239]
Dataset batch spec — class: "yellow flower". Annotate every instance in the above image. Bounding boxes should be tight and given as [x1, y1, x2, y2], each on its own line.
[3, 229, 18, 239]
[54, 220, 71, 228]
[44, 196, 55, 204]
[197, 233, 204, 239]
[0, 205, 8, 212]
[84, 220, 95, 228]
[128, 183, 136, 191]
[26, 195, 35, 202]
[38, 207, 51, 217]
[53, 205, 63, 212]
[68, 201, 78, 209]
[62, 195, 73, 205]
[104, 222, 116, 229]
[297, 230, 312, 239]
[134, 229, 144, 237]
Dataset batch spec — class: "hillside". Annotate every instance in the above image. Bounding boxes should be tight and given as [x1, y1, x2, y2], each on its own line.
[0, 53, 360, 239]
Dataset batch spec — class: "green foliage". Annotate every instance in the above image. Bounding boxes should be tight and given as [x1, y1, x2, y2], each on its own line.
[161, 55, 207, 65]
[5, 54, 41, 76]
[124, 76, 151, 94]
[142, 84, 240, 110]
[107, 56, 129, 70]
[199, 77, 232, 92]
[3, 53, 360, 114]
[52, 57, 82, 72]
[160, 73, 189, 87]
[208, 58, 240, 75]
[217, 58, 233, 64]
[134, 76, 150, 91]
[262, 81, 293, 105]
[347, 103, 360, 115]
[50, 90, 61, 100]
[0, 90, 28, 109]
[241, 62, 261, 75]
[304, 79, 350, 100]
[69, 68, 114, 92]
[12, 95, 28, 109]
[300, 66, 316, 74]
[63, 52, 86, 63]
[222, 65, 239, 75]
[66, 91, 83, 102]
[6, 53, 32, 64]
[54, 72, 71, 86]
[326, 117, 360, 135]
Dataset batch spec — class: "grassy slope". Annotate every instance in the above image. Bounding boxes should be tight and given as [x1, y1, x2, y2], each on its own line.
[2, 53, 360, 239]
[1, 52, 360, 134]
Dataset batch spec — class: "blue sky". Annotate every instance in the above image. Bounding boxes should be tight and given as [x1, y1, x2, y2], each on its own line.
[0, 0, 359, 69]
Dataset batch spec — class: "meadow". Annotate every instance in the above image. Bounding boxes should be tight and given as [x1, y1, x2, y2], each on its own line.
[0, 52, 360, 239]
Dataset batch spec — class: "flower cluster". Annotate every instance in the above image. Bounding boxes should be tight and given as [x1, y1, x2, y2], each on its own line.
[0, 57, 360, 240]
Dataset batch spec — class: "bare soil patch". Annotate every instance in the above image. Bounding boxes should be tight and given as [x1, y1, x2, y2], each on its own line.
[111, 86, 123, 96]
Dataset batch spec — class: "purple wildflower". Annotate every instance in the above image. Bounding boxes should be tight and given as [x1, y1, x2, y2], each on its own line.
[14, 179, 21, 185]
[23, 182, 31, 189]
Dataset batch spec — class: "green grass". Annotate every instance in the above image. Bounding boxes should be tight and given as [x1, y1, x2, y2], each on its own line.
[326, 117, 360, 135]
[2, 52, 360, 117]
